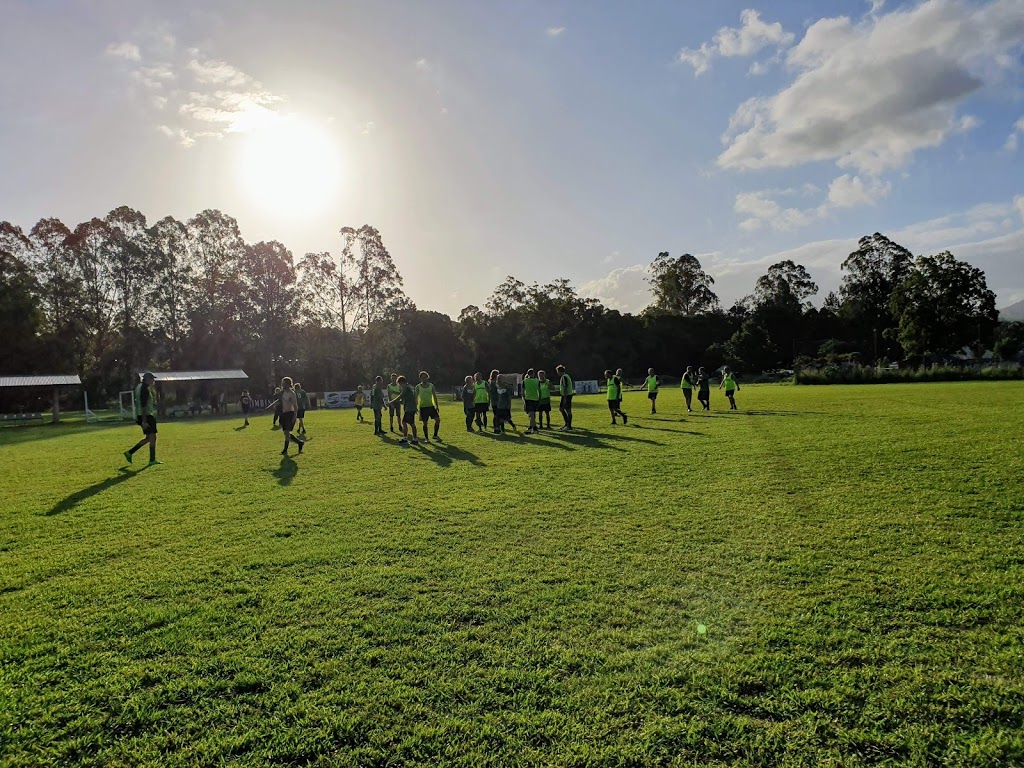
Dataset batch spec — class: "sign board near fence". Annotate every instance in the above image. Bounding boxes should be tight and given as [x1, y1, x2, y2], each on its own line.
[574, 380, 600, 394]
[323, 390, 357, 409]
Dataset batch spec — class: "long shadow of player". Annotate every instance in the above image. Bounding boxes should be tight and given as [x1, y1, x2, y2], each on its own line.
[630, 424, 708, 437]
[551, 431, 664, 450]
[45, 466, 147, 516]
[273, 456, 298, 486]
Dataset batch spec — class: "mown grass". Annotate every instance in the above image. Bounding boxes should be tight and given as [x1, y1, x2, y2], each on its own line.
[1, 383, 1023, 767]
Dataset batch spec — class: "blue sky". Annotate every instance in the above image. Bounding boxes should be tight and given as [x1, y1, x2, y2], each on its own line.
[1, 0, 1022, 314]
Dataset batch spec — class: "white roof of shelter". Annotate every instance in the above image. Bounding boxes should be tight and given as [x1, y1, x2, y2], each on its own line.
[0, 374, 82, 388]
[147, 370, 248, 382]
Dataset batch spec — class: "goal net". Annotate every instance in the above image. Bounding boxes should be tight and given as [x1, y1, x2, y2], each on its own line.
[119, 390, 136, 420]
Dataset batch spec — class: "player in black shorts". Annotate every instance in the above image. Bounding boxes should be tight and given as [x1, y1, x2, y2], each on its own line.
[123, 371, 161, 465]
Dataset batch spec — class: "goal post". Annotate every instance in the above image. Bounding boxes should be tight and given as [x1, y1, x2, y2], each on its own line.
[119, 390, 136, 420]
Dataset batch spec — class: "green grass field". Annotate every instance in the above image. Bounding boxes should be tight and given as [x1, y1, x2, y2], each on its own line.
[2, 383, 1023, 767]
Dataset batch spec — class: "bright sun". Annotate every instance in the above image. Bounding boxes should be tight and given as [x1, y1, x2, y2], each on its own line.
[237, 116, 342, 218]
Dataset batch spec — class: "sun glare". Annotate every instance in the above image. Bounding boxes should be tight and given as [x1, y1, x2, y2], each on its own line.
[237, 116, 342, 218]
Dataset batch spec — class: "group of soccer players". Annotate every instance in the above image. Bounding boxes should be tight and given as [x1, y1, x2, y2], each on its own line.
[122, 365, 740, 463]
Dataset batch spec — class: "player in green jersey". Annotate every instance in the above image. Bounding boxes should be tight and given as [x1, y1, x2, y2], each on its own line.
[522, 368, 540, 434]
[537, 370, 552, 429]
[387, 373, 402, 432]
[415, 371, 441, 442]
[719, 367, 740, 410]
[645, 368, 659, 414]
[604, 369, 628, 425]
[123, 371, 161, 465]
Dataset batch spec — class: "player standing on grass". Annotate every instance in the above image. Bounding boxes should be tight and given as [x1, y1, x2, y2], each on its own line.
[462, 375, 476, 432]
[389, 375, 419, 445]
[371, 376, 386, 435]
[294, 382, 310, 435]
[473, 372, 489, 431]
[240, 389, 251, 427]
[354, 385, 366, 422]
[556, 364, 573, 430]
[696, 367, 710, 411]
[387, 373, 402, 432]
[646, 368, 659, 414]
[123, 371, 161, 465]
[522, 368, 540, 434]
[416, 371, 442, 442]
[271, 386, 282, 427]
[537, 370, 552, 429]
[720, 367, 740, 410]
[680, 366, 695, 412]
[605, 369, 628, 425]
[278, 377, 306, 456]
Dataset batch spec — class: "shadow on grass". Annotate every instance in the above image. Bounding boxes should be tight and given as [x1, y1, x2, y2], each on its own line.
[630, 423, 708, 437]
[0, 420, 124, 447]
[233, 424, 248, 432]
[45, 466, 148, 516]
[272, 456, 298, 486]
[412, 442, 486, 467]
[546, 429, 665, 452]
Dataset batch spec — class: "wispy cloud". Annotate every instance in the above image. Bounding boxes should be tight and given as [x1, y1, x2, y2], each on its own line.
[546, 26, 566, 38]
[736, 175, 891, 232]
[678, 10, 792, 76]
[106, 41, 286, 146]
[105, 42, 141, 61]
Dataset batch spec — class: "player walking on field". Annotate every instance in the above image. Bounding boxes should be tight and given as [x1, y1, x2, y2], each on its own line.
[720, 367, 740, 410]
[389, 375, 419, 445]
[271, 386, 282, 427]
[371, 376, 386, 435]
[240, 389, 251, 427]
[277, 377, 306, 456]
[416, 371, 442, 442]
[696, 367, 710, 411]
[646, 367, 659, 414]
[523, 368, 540, 434]
[680, 366, 695, 412]
[556, 364, 574, 430]
[123, 371, 161, 465]
[387, 373, 402, 432]
[537, 370, 552, 429]
[473, 372, 489, 431]
[605, 369, 628, 425]
[294, 382, 310, 435]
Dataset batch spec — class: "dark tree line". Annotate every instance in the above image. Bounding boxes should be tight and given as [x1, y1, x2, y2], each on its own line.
[0, 210, 1017, 406]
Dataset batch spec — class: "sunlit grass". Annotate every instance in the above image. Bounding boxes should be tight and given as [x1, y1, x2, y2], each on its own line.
[2, 383, 1023, 766]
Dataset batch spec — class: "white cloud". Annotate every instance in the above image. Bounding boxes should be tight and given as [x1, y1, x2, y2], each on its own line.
[584, 196, 1024, 313]
[415, 58, 430, 71]
[579, 264, 653, 313]
[718, 0, 1024, 175]
[827, 175, 891, 208]
[106, 41, 287, 146]
[105, 42, 141, 61]
[679, 9, 793, 76]
[546, 27, 566, 37]
[1006, 116, 1024, 151]
[736, 174, 891, 232]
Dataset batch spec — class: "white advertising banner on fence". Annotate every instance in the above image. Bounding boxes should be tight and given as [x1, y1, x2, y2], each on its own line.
[323, 390, 357, 409]
[574, 380, 600, 394]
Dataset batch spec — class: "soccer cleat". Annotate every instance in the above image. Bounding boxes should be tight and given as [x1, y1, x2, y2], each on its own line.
[434, 436, 442, 442]
[123, 450, 133, 464]
[398, 438, 408, 444]
[622, 414, 628, 424]
[411, 439, 419, 445]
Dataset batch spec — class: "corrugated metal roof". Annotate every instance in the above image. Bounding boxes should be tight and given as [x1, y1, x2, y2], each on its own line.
[0, 375, 82, 388]
[147, 370, 249, 382]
